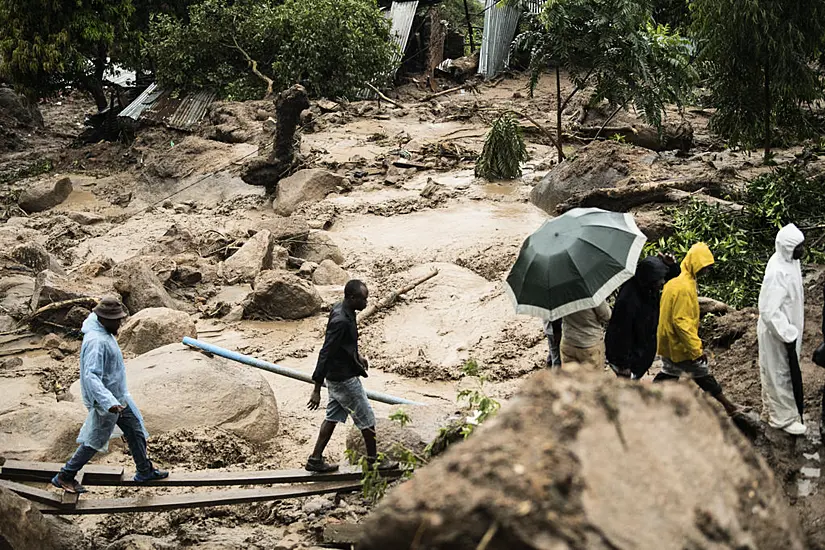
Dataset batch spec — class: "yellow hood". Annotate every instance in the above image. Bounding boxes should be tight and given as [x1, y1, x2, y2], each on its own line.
[680, 242, 714, 279]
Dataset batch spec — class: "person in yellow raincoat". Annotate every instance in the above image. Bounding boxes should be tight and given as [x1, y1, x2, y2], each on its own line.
[655, 243, 744, 416]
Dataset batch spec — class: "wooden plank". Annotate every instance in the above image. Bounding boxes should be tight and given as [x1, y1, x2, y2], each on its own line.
[61, 472, 83, 506]
[1, 460, 123, 484]
[41, 481, 362, 515]
[0, 480, 64, 508]
[106, 466, 404, 487]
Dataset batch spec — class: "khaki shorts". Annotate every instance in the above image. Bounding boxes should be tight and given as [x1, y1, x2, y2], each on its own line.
[560, 340, 606, 369]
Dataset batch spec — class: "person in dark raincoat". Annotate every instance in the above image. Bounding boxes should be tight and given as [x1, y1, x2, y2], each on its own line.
[605, 254, 679, 379]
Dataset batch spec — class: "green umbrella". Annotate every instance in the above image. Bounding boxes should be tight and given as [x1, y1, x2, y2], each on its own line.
[505, 208, 646, 320]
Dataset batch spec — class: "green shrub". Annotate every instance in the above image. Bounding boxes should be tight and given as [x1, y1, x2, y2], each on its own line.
[475, 114, 528, 180]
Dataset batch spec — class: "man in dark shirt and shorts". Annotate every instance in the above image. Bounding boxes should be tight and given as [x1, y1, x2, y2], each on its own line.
[305, 279, 398, 472]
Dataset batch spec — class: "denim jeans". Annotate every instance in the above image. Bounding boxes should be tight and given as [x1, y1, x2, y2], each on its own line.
[61, 405, 152, 479]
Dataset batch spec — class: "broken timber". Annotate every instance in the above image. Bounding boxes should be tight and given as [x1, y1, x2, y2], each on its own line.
[357, 267, 439, 323]
[1, 460, 404, 515]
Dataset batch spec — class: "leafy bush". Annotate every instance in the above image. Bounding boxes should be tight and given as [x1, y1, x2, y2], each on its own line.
[648, 165, 825, 308]
[148, 0, 397, 100]
[475, 114, 528, 180]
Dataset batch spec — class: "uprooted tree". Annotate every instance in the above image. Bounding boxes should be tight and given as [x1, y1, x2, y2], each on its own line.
[147, 0, 398, 100]
[692, 0, 825, 160]
[511, 0, 697, 162]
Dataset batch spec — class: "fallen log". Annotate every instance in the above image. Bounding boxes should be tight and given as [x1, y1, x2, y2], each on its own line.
[182, 337, 423, 406]
[357, 268, 439, 324]
[664, 189, 744, 212]
[555, 179, 726, 214]
[22, 297, 98, 324]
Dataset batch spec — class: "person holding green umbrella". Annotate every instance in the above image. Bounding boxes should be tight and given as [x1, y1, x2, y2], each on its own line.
[506, 208, 647, 362]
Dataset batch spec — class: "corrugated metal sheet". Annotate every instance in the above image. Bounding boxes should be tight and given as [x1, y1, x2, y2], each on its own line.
[478, 0, 546, 79]
[119, 83, 162, 121]
[119, 84, 216, 131]
[388, 0, 420, 64]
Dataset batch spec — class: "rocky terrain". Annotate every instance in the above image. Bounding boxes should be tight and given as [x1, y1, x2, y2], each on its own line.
[2, 72, 825, 549]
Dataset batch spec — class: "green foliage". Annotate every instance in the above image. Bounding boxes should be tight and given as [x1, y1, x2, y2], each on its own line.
[147, 0, 398, 100]
[510, 0, 696, 162]
[652, 0, 691, 32]
[353, 453, 389, 504]
[0, 0, 134, 107]
[475, 114, 528, 180]
[440, 0, 484, 56]
[692, 0, 825, 157]
[648, 164, 825, 308]
[388, 408, 412, 428]
[455, 358, 501, 439]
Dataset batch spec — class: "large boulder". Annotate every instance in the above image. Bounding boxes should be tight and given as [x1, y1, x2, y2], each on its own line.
[345, 417, 427, 462]
[530, 141, 660, 214]
[0, 486, 86, 550]
[274, 169, 348, 216]
[0, 273, 35, 317]
[242, 270, 322, 320]
[223, 230, 288, 283]
[358, 368, 804, 550]
[0, 399, 85, 460]
[293, 231, 345, 265]
[118, 308, 197, 356]
[312, 259, 349, 286]
[257, 215, 311, 249]
[18, 176, 73, 214]
[69, 344, 280, 443]
[11, 241, 64, 274]
[29, 270, 115, 327]
[113, 257, 177, 313]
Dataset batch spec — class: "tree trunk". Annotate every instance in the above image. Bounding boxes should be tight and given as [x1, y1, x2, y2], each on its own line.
[84, 80, 108, 111]
[555, 66, 563, 163]
[463, 0, 476, 52]
[764, 57, 771, 161]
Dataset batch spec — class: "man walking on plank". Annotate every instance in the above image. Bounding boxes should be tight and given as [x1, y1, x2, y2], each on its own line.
[306, 280, 398, 473]
[51, 297, 168, 494]
[654, 243, 745, 416]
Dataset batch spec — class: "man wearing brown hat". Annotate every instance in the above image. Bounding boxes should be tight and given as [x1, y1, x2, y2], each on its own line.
[51, 297, 168, 493]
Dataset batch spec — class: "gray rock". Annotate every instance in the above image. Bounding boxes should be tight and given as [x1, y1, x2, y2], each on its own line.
[297, 261, 319, 280]
[257, 215, 311, 252]
[302, 495, 334, 515]
[223, 230, 287, 283]
[0, 274, 35, 317]
[0, 87, 43, 127]
[0, 486, 85, 550]
[243, 270, 322, 320]
[346, 417, 428, 462]
[312, 259, 349, 286]
[274, 169, 348, 216]
[118, 308, 197, 356]
[65, 211, 105, 225]
[106, 534, 176, 550]
[113, 257, 177, 313]
[18, 177, 73, 213]
[11, 241, 51, 272]
[293, 231, 345, 265]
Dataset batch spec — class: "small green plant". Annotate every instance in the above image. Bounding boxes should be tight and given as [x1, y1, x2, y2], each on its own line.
[388, 409, 411, 428]
[474, 113, 528, 180]
[610, 133, 628, 144]
[353, 453, 389, 504]
[455, 358, 501, 439]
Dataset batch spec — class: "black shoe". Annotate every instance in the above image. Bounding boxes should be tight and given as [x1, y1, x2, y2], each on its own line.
[305, 457, 339, 473]
[134, 468, 169, 482]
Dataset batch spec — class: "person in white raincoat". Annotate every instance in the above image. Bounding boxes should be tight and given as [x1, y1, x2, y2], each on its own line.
[51, 297, 169, 493]
[758, 224, 807, 435]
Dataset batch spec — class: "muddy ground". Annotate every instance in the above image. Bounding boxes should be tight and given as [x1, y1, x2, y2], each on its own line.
[2, 72, 825, 548]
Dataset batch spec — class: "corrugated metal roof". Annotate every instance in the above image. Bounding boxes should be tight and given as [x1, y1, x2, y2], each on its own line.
[478, 0, 546, 79]
[119, 84, 216, 131]
[389, 0, 420, 64]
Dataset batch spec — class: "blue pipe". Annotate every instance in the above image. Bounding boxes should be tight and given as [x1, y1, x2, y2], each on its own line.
[182, 337, 423, 406]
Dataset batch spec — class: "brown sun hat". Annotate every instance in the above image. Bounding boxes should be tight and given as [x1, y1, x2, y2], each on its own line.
[93, 296, 128, 320]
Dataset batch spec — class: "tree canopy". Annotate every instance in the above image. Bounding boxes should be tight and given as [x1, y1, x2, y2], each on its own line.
[692, 0, 825, 158]
[512, 0, 696, 161]
[147, 0, 398, 100]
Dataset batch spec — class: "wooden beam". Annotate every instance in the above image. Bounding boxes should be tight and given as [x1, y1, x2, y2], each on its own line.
[0, 480, 64, 508]
[0, 460, 123, 484]
[41, 481, 362, 515]
[87, 466, 403, 487]
[61, 472, 83, 506]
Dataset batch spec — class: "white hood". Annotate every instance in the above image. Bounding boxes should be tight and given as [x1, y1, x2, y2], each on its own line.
[775, 223, 805, 263]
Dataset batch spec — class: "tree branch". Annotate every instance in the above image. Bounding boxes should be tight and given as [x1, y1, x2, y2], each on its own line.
[228, 35, 274, 98]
